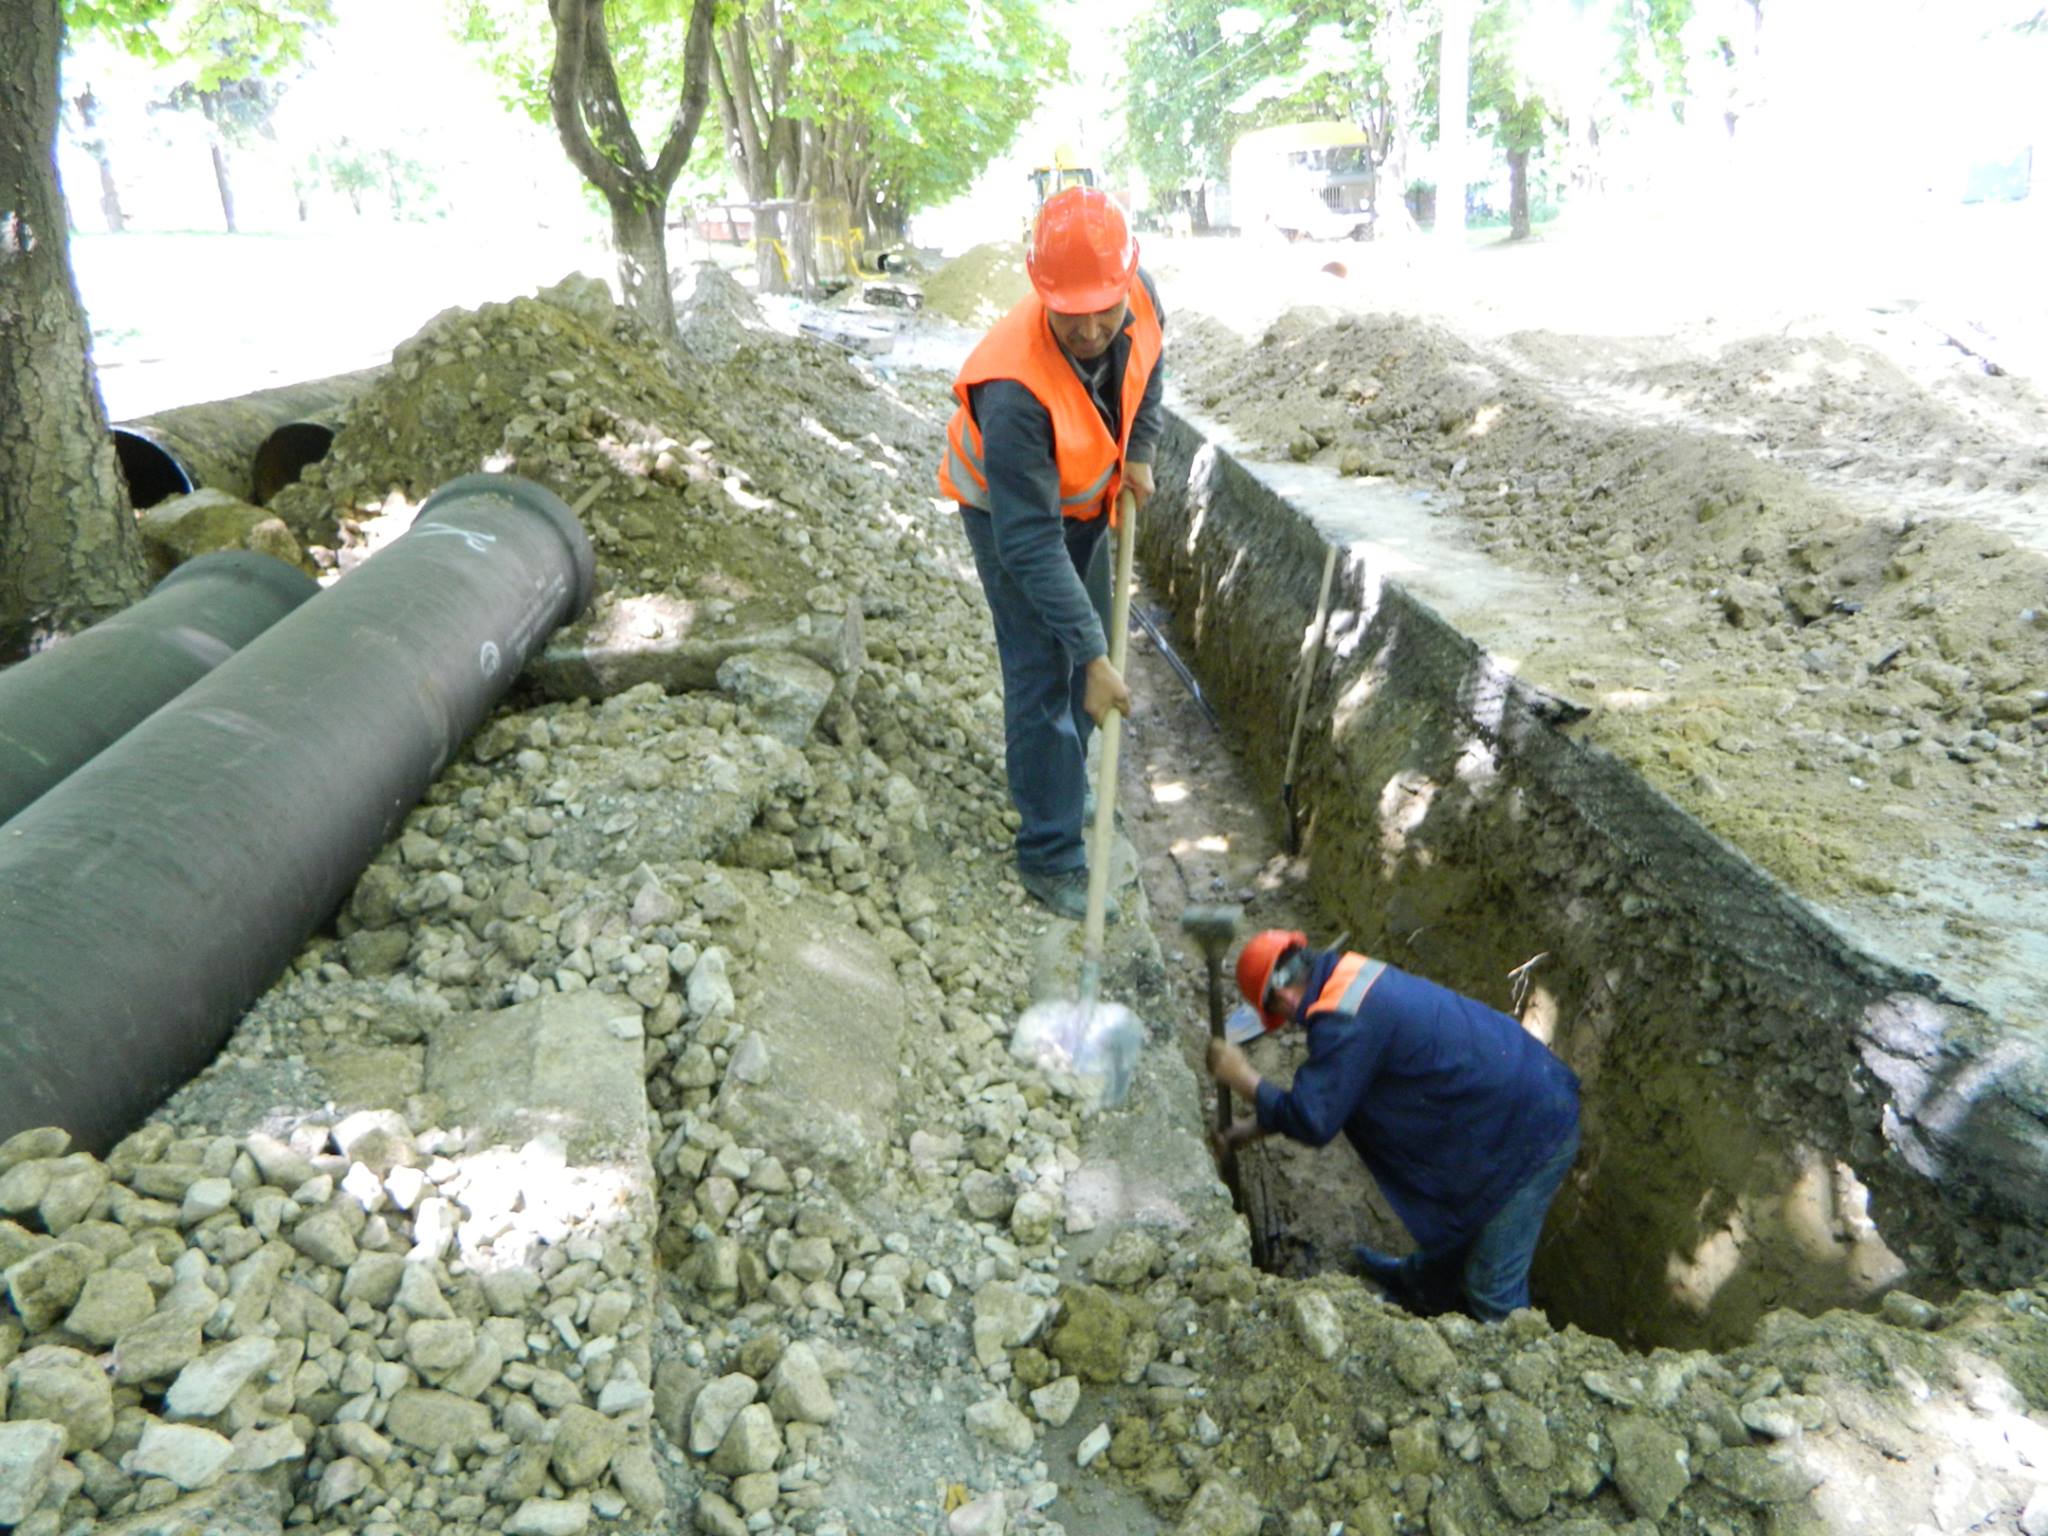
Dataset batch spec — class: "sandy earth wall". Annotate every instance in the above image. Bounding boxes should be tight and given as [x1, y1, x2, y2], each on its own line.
[1139, 405, 2048, 1351]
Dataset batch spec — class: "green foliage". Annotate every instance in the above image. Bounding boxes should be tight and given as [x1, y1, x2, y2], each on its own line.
[66, 0, 336, 88]
[453, 0, 696, 148]
[1122, 0, 1431, 190]
[789, 0, 1067, 214]
[1471, 0, 1553, 152]
[455, 0, 1064, 221]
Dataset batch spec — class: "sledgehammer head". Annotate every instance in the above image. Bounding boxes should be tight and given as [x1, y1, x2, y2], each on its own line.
[1179, 904, 1243, 964]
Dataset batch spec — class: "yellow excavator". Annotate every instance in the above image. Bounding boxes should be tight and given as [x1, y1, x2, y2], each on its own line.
[1026, 144, 1099, 230]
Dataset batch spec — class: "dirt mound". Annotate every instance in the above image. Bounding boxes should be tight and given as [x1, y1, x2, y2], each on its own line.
[923, 240, 1031, 328]
[1172, 309, 2048, 917]
[267, 270, 955, 619]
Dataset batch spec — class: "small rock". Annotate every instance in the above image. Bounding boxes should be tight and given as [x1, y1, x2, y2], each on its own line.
[960, 1170, 1015, 1222]
[1030, 1375, 1081, 1427]
[1075, 1422, 1111, 1467]
[694, 1490, 748, 1536]
[686, 948, 736, 1021]
[1288, 1291, 1344, 1361]
[384, 1388, 493, 1454]
[1389, 1318, 1456, 1393]
[229, 1422, 305, 1472]
[505, 1496, 591, 1536]
[949, 1490, 1008, 1536]
[715, 649, 836, 746]
[688, 1373, 758, 1455]
[1609, 1413, 1691, 1521]
[331, 1422, 394, 1465]
[0, 1421, 65, 1525]
[973, 1282, 1050, 1366]
[166, 1337, 276, 1419]
[1087, 1229, 1160, 1288]
[1739, 1394, 1826, 1440]
[125, 1421, 233, 1491]
[709, 1402, 783, 1475]
[317, 1454, 371, 1512]
[1009, 1189, 1057, 1245]
[404, 1318, 477, 1378]
[7, 1345, 114, 1451]
[965, 1395, 1036, 1455]
[1176, 1479, 1262, 1536]
[62, 1269, 156, 1346]
[551, 1404, 624, 1488]
[611, 1444, 667, 1516]
[730, 1471, 780, 1515]
[765, 1341, 837, 1424]
[5, 1241, 96, 1333]
[1880, 1290, 1939, 1330]
[288, 1206, 358, 1268]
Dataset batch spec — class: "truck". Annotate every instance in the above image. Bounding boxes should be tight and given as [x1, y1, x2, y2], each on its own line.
[1226, 122, 1377, 242]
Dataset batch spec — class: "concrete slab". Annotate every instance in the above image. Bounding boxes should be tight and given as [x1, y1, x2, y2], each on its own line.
[426, 991, 648, 1164]
[715, 879, 907, 1194]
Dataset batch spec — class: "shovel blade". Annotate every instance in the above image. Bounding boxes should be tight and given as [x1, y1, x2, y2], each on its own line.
[1011, 997, 1143, 1111]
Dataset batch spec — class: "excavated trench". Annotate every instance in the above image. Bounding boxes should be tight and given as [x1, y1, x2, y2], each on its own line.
[1131, 403, 2048, 1353]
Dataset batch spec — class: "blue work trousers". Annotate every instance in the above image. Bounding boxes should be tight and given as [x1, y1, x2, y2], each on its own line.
[1394, 1118, 1581, 1322]
[959, 507, 1112, 876]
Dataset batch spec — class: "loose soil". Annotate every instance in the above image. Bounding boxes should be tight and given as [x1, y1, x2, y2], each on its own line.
[1166, 304, 2048, 998]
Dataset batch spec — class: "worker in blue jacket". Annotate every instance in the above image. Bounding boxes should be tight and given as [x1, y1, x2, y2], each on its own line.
[1206, 929, 1581, 1321]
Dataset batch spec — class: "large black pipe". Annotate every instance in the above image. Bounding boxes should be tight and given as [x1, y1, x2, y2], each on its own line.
[0, 474, 595, 1151]
[113, 367, 383, 509]
[0, 553, 319, 826]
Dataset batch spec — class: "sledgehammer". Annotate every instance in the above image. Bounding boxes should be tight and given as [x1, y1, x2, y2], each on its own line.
[1180, 903, 1243, 1154]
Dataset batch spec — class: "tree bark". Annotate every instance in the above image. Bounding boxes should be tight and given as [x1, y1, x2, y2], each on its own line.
[0, 0, 149, 661]
[71, 88, 125, 233]
[208, 138, 237, 233]
[1437, 0, 1473, 241]
[1507, 144, 1530, 239]
[545, 0, 716, 334]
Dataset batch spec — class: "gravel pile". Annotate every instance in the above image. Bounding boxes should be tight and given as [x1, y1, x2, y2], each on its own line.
[0, 1107, 662, 1536]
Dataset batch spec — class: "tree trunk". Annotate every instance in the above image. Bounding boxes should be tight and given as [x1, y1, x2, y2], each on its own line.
[1437, 0, 1473, 241]
[1508, 145, 1530, 239]
[208, 137, 237, 233]
[0, 0, 149, 660]
[72, 89, 125, 233]
[607, 194, 676, 334]
[546, 0, 713, 333]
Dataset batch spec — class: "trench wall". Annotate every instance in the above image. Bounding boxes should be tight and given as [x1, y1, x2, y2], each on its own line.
[1142, 408, 2047, 1350]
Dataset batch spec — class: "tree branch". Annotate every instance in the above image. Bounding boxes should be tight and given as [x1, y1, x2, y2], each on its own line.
[650, 0, 716, 191]
[545, 0, 631, 199]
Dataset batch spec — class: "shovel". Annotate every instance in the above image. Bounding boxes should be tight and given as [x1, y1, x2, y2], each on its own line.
[1280, 542, 1339, 853]
[1010, 489, 1143, 1109]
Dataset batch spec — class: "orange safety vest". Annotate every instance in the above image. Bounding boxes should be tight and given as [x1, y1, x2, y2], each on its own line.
[1305, 952, 1389, 1020]
[937, 277, 1163, 524]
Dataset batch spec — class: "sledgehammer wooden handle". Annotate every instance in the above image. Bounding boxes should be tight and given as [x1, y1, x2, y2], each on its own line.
[1078, 490, 1138, 1009]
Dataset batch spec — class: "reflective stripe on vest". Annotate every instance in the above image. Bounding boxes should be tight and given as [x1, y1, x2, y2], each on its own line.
[1305, 953, 1388, 1019]
[937, 276, 1163, 521]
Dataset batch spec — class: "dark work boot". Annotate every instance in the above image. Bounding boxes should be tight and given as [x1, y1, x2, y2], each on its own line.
[1021, 867, 1119, 924]
[1353, 1244, 1423, 1310]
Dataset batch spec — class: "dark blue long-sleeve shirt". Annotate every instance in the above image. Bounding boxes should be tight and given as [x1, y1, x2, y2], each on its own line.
[963, 270, 1165, 665]
[1254, 951, 1579, 1254]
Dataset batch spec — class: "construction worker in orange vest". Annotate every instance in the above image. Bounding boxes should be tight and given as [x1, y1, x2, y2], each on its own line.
[937, 187, 1166, 920]
[1209, 929, 1581, 1321]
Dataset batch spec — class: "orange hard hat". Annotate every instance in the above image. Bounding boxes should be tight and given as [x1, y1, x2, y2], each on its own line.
[1236, 928, 1308, 1033]
[1027, 187, 1139, 314]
